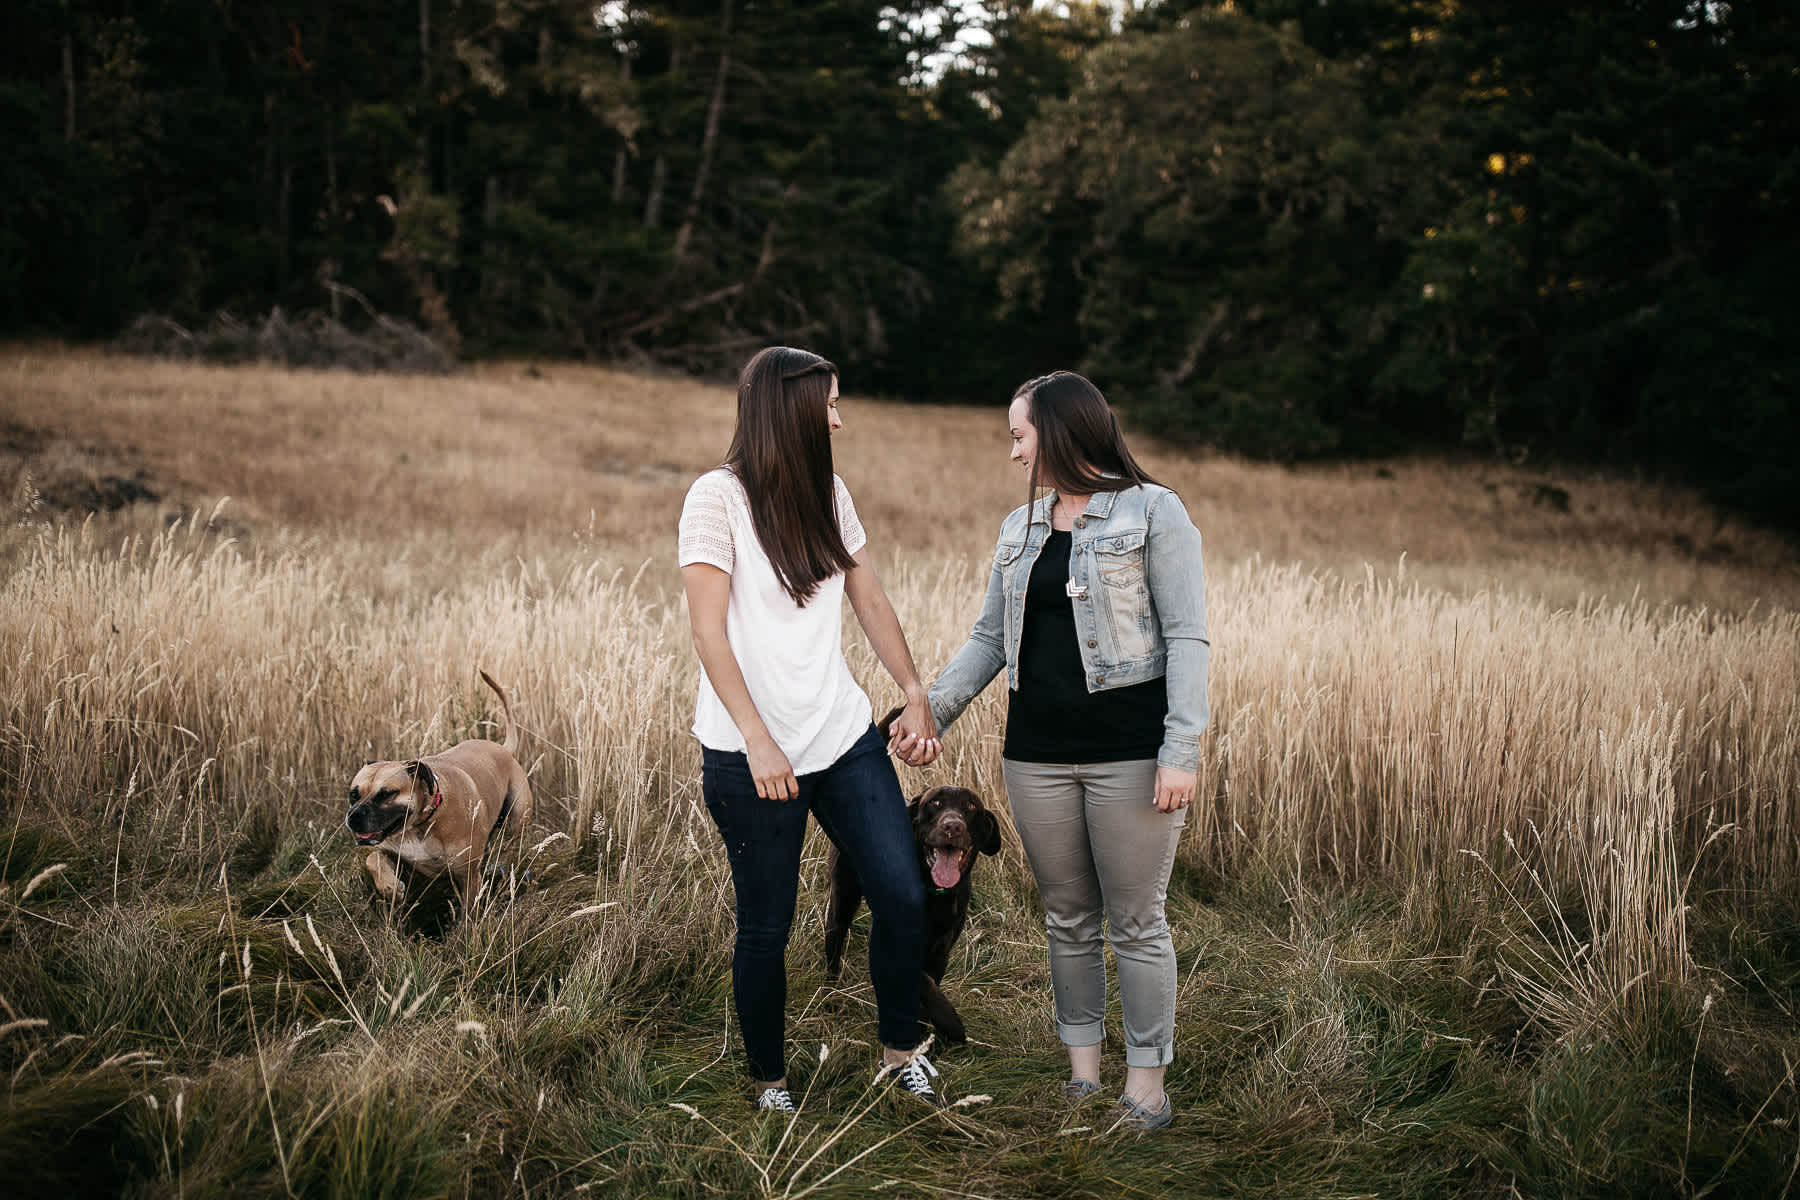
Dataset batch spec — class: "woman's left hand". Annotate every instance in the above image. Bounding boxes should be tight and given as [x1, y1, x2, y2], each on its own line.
[888, 695, 941, 767]
[1153, 765, 1196, 813]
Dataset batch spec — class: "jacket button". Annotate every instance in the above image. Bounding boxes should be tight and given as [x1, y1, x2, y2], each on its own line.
[1075, 517, 1086, 528]
[1086, 639, 1097, 649]
[1095, 675, 1106, 685]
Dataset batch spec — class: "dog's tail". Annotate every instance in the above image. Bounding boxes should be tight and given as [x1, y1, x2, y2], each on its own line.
[479, 669, 520, 756]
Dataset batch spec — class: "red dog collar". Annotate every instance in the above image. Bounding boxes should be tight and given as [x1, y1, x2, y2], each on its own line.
[429, 790, 444, 812]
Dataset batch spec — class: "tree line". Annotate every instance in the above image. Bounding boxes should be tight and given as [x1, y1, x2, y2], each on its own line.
[4, 1, 1794, 525]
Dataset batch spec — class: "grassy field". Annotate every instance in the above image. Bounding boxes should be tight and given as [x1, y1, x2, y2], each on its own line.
[3, 347, 1799, 1198]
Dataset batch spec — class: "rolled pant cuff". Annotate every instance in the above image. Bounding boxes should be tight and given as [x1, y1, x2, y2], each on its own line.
[1056, 1019, 1105, 1048]
[1124, 1043, 1174, 1069]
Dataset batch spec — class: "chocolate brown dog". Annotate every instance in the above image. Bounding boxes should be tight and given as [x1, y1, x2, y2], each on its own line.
[824, 782, 1003, 1045]
[345, 670, 533, 914]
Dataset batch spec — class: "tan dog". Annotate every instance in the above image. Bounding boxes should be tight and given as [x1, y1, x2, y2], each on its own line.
[345, 670, 533, 914]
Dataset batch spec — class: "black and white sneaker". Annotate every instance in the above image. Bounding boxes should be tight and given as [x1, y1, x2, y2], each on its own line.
[885, 1054, 943, 1107]
[755, 1086, 797, 1113]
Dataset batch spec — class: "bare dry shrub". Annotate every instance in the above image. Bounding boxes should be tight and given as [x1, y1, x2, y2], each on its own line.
[116, 307, 457, 375]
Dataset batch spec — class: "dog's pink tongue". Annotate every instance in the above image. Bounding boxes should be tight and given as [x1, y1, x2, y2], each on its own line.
[930, 853, 962, 889]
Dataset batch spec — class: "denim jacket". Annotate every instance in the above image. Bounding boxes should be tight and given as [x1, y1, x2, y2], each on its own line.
[928, 483, 1210, 772]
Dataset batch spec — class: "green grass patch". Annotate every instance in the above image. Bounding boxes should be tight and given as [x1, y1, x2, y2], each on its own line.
[3, 823, 1797, 1197]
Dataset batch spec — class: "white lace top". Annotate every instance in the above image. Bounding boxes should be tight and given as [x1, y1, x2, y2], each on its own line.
[677, 468, 872, 773]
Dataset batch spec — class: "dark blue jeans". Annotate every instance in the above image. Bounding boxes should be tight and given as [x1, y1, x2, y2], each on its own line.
[702, 723, 926, 1083]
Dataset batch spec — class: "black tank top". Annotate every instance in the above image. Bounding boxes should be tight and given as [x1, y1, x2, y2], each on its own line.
[1003, 530, 1168, 763]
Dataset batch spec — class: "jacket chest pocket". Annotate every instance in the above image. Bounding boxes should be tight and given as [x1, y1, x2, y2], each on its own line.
[1093, 530, 1146, 590]
[996, 538, 1028, 598]
[1091, 530, 1155, 661]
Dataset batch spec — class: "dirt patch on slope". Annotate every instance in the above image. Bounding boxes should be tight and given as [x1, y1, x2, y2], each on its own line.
[2, 419, 163, 517]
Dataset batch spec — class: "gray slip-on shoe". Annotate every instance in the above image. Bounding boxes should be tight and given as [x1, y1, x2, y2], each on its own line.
[1114, 1092, 1174, 1131]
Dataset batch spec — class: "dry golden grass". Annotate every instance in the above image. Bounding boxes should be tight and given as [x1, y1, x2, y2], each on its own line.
[5, 346, 1795, 610]
[5, 347, 1798, 950]
[2, 347, 1798, 1197]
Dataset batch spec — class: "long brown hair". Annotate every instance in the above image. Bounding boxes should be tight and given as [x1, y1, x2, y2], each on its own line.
[725, 346, 856, 605]
[1016, 371, 1161, 523]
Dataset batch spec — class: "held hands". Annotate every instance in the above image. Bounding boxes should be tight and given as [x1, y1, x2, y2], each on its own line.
[1153, 765, 1196, 813]
[747, 734, 799, 802]
[883, 695, 941, 767]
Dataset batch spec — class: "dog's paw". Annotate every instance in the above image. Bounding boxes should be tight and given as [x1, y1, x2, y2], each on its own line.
[366, 881, 406, 906]
[921, 982, 967, 1045]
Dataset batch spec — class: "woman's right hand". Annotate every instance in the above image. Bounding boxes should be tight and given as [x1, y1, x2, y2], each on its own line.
[888, 693, 940, 767]
[747, 735, 799, 802]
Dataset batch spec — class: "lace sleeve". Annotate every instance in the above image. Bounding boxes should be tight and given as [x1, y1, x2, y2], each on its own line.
[677, 471, 736, 572]
[833, 476, 867, 557]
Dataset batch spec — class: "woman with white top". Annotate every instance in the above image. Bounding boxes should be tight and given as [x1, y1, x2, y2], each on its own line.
[677, 346, 945, 1112]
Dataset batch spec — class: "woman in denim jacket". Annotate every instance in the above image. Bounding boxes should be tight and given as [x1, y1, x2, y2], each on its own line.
[905, 370, 1208, 1130]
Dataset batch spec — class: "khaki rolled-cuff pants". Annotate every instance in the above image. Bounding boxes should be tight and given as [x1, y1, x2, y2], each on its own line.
[1001, 757, 1186, 1069]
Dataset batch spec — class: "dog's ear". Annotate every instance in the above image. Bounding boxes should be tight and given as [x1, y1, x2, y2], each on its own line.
[404, 759, 437, 797]
[906, 791, 925, 817]
[973, 806, 1002, 856]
